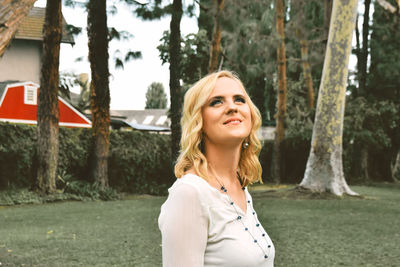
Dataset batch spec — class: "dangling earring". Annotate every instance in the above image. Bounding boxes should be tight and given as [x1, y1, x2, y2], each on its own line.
[242, 141, 249, 149]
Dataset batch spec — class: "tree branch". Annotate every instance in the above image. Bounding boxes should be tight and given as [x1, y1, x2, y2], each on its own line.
[376, 0, 400, 14]
[194, 0, 210, 12]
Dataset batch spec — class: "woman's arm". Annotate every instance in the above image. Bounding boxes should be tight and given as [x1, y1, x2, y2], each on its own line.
[159, 183, 208, 267]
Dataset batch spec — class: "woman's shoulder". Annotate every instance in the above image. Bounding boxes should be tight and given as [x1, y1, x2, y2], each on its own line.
[167, 173, 216, 201]
[169, 173, 209, 192]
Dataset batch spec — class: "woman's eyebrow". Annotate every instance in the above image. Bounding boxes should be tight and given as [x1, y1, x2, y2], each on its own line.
[208, 95, 224, 101]
[233, 94, 245, 98]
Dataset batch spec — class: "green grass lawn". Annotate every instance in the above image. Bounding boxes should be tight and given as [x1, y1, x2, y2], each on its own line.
[0, 184, 399, 266]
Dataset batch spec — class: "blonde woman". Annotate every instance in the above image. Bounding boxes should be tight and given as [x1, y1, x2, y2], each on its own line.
[158, 70, 275, 266]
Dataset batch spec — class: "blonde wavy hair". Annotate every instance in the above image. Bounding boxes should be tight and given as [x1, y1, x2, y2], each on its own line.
[174, 70, 262, 186]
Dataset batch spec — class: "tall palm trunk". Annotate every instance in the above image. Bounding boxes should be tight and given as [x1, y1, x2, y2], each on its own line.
[0, 0, 36, 57]
[169, 0, 183, 163]
[87, 0, 110, 189]
[208, 0, 225, 73]
[37, 0, 62, 194]
[272, 0, 287, 183]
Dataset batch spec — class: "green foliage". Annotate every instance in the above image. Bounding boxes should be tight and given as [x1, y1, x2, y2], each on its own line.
[145, 82, 168, 109]
[0, 122, 173, 195]
[157, 29, 210, 85]
[285, 76, 314, 141]
[131, 0, 169, 20]
[0, 123, 37, 189]
[108, 130, 172, 194]
[369, 1, 400, 100]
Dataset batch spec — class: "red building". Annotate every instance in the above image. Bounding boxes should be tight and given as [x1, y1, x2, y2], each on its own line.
[0, 81, 91, 128]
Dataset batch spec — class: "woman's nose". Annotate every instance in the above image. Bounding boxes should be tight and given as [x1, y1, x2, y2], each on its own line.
[226, 100, 238, 114]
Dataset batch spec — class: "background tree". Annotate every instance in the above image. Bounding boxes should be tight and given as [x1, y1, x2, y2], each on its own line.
[169, 0, 183, 162]
[0, 0, 36, 56]
[87, 0, 110, 189]
[299, 0, 358, 196]
[36, 0, 62, 194]
[367, 0, 400, 181]
[356, 0, 371, 97]
[145, 82, 167, 109]
[222, 0, 276, 125]
[208, 0, 224, 72]
[272, 0, 287, 183]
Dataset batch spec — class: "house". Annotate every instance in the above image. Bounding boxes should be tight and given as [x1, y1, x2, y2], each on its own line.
[0, 7, 89, 128]
[0, 81, 91, 127]
[110, 109, 170, 132]
[0, 7, 74, 84]
[109, 109, 275, 139]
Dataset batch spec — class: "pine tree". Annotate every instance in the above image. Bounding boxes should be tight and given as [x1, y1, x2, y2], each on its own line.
[36, 0, 62, 194]
[145, 82, 167, 109]
[87, 0, 110, 189]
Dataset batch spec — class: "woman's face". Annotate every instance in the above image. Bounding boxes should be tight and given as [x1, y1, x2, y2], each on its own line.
[201, 77, 252, 147]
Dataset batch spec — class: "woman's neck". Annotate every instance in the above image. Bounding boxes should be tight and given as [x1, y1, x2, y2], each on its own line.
[204, 141, 241, 184]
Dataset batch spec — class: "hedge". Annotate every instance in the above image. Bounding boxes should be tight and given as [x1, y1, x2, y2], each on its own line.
[0, 122, 396, 194]
[0, 122, 173, 194]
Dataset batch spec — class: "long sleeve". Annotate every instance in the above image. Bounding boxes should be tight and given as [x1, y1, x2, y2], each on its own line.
[158, 183, 208, 267]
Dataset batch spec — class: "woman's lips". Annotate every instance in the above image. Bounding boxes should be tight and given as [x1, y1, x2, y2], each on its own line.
[223, 118, 242, 125]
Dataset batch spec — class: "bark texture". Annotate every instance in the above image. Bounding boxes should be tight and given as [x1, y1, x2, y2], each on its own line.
[169, 0, 183, 162]
[299, 40, 314, 109]
[87, 0, 110, 189]
[0, 0, 36, 57]
[208, 0, 224, 73]
[272, 0, 287, 183]
[300, 0, 359, 196]
[37, 0, 62, 194]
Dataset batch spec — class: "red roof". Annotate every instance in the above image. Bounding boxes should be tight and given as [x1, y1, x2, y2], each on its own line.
[0, 82, 91, 128]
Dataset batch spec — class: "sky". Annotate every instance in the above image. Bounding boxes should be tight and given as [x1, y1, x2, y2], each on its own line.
[34, 0, 198, 110]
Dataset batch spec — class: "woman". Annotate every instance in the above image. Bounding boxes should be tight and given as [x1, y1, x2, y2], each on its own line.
[159, 70, 275, 266]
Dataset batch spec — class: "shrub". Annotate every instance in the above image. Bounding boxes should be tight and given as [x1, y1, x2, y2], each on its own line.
[0, 122, 174, 195]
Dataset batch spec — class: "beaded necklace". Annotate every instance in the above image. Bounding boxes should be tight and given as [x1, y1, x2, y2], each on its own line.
[213, 172, 272, 260]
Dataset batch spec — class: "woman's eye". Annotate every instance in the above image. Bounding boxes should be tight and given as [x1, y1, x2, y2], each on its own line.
[235, 97, 246, 103]
[210, 99, 222, 106]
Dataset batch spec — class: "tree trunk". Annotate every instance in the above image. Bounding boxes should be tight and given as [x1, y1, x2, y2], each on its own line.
[272, 0, 287, 184]
[358, 0, 371, 96]
[87, 0, 110, 189]
[36, 0, 62, 194]
[299, 0, 359, 196]
[169, 0, 183, 163]
[355, 14, 361, 92]
[208, 0, 224, 73]
[324, 0, 333, 42]
[0, 0, 36, 57]
[392, 151, 400, 179]
[360, 147, 370, 182]
[300, 40, 314, 109]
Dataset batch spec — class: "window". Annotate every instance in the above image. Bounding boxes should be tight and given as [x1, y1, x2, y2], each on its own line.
[24, 85, 37, 105]
[155, 115, 167, 125]
[142, 115, 154, 125]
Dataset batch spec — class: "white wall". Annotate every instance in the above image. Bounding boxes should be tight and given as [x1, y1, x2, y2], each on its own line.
[0, 39, 42, 84]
